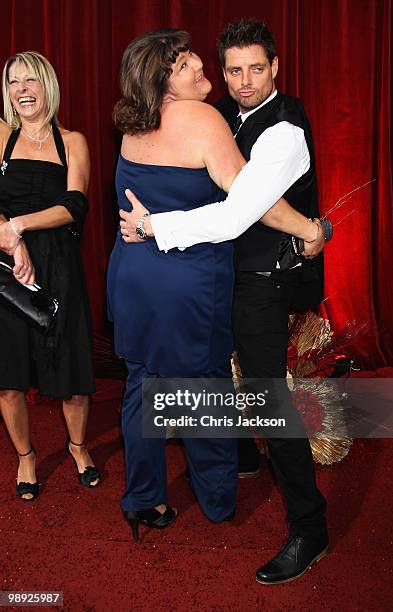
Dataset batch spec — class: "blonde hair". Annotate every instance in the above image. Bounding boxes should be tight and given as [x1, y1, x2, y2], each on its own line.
[2, 51, 60, 128]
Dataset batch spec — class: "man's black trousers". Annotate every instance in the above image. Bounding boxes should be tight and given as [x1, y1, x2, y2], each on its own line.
[233, 268, 327, 537]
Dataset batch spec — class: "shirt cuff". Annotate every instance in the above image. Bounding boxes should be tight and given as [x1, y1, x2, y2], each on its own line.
[151, 210, 187, 252]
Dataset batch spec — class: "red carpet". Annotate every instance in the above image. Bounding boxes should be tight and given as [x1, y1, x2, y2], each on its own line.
[1, 381, 393, 611]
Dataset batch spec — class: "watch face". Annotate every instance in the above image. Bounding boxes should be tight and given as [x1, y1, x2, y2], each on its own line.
[136, 226, 144, 239]
[135, 212, 149, 240]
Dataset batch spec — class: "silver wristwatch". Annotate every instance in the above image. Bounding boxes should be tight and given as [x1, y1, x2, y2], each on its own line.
[135, 212, 151, 240]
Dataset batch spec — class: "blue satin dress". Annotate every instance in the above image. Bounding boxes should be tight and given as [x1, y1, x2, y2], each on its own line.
[107, 155, 238, 521]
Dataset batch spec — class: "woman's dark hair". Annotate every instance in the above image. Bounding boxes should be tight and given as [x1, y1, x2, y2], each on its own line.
[217, 18, 276, 67]
[113, 29, 191, 134]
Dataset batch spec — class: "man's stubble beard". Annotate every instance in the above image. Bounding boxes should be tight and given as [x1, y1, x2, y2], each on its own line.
[233, 83, 276, 113]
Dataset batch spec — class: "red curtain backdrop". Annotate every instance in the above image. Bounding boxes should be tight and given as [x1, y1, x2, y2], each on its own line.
[0, 0, 391, 368]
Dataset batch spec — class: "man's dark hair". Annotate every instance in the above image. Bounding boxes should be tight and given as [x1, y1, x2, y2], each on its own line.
[217, 18, 276, 66]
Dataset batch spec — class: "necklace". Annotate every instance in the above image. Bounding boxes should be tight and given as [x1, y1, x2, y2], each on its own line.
[21, 124, 53, 150]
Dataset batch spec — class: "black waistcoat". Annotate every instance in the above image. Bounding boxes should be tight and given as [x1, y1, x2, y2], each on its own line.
[215, 92, 324, 309]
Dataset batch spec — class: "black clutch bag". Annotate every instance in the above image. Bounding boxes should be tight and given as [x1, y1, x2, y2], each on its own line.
[0, 262, 59, 334]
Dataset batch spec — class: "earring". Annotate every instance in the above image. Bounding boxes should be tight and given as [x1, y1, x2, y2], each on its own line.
[12, 106, 17, 115]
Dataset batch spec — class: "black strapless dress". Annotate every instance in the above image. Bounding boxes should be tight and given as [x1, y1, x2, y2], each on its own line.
[0, 126, 95, 398]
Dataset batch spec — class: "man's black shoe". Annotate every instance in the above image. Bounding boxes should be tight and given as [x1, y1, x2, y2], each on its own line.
[256, 534, 329, 584]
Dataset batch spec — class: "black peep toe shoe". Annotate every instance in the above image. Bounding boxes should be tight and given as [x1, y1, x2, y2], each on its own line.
[16, 446, 40, 501]
[65, 437, 101, 488]
[124, 506, 178, 542]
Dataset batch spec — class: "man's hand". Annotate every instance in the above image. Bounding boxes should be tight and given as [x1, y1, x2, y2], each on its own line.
[0, 220, 20, 255]
[12, 240, 35, 285]
[302, 219, 325, 258]
[119, 189, 152, 243]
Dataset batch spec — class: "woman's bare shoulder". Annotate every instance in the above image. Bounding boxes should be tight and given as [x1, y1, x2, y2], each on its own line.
[163, 100, 228, 129]
[59, 126, 88, 149]
[0, 119, 11, 137]
[0, 120, 12, 156]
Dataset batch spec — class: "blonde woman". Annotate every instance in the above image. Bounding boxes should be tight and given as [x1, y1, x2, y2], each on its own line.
[0, 52, 100, 500]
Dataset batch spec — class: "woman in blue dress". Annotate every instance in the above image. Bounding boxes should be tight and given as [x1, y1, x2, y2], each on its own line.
[107, 30, 245, 539]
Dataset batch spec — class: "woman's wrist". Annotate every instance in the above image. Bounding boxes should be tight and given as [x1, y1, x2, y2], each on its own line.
[9, 217, 23, 239]
[10, 215, 27, 235]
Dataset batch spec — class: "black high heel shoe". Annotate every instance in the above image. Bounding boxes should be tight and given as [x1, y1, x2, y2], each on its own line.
[65, 437, 101, 487]
[16, 446, 39, 501]
[124, 506, 178, 542]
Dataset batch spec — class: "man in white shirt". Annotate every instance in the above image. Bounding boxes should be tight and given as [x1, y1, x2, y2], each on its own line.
[119, 19, 328, 584]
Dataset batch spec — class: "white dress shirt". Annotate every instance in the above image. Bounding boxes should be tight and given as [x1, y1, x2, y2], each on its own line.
[151, 93, 310, 252]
